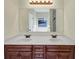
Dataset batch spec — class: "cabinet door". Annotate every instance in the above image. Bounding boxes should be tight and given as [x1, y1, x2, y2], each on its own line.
[58, 52, 73, 59]
[4, 45, 32, 59]
[47, 52, 73, 59]
[5, 52, 32, 59]
[20, 52, 32, 59]
[6, 52, 21, 59]
[46, 52, 58, 59]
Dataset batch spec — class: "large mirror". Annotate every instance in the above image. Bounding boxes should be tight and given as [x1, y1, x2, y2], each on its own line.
[28, 8, 56, 32]
[19, 8, 64, 34]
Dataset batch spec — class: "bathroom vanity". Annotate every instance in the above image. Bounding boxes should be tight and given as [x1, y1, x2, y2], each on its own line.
[4, 35, 75, 59]
[5, 45, 74, 59]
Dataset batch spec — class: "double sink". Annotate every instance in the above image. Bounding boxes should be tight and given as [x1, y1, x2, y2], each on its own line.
[4, 34, 75, 45]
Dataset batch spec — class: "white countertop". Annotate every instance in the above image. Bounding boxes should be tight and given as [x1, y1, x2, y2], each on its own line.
[4, 35, 75, 45]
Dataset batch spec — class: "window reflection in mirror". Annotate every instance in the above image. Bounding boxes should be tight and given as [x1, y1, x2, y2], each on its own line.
[28, 8, 56, 32]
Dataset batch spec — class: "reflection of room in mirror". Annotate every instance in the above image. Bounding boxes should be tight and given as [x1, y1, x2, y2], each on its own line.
[38, 18, 47, 27]
[53, 9, 56, 32]
[50, 9, 56, 32]
[28, 9, 49, 32]
[28, 8, 56, 32]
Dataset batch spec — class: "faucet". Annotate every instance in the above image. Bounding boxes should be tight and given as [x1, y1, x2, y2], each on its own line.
[51, 34, 57, 38]
[24, 35, 31, 39]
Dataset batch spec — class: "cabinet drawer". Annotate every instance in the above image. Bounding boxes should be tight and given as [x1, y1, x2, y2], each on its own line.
[34, 49, 44, 52]
[5, 45, 32, 52]
[33, 45, 45, 48]
[47, 49, 72, 52]
[34, 52, 44, 54]
[46, 45, 74, 52]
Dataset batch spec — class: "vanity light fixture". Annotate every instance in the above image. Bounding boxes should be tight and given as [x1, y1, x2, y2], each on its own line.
[29, 0, 53, 5]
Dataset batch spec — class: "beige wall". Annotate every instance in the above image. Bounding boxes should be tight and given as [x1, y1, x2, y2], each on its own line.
[56, 9, 64, 34]
[4, 0, 19, 39]
[19, 8, 29, 33]
[64, 0, 75, 39]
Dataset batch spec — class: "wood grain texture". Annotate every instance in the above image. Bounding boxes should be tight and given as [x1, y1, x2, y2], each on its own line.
[4, 45, 75, 59]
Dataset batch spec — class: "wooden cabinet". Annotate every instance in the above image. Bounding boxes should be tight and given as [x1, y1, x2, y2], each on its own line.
[58, 52, 73, 59]
[46, 45, 74, 59]
[20, 52, 32, 59]
[4, 45, 75, 59]
[46, 51, 73, 59]
[6, 51, 32, 59]
[4, 45, 32, 59]
[6, 52, 20, 59]
[47, 52, 58, 59]
[33, 45, 45, 59]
